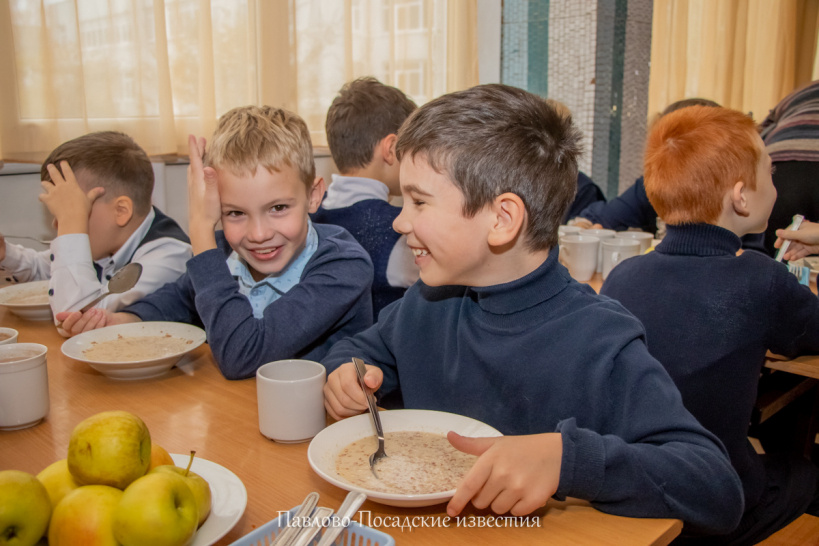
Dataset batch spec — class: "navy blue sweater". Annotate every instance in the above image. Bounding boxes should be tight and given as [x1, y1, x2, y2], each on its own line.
[124, 224, 374, 379]
[323, 250, 743, 534]
[601, 223, 819, 513]
[312, 200, 405, 319]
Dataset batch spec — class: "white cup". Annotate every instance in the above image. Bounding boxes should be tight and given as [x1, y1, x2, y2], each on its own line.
[558, 225, 581, 237]
[0, 343, 49, 430]
[601, 238, 641, 280]
[0, 327, 18, 345]
[581, 229, 616, 272]
[615, 231, 654, 254]
[560, 235, 600, 282]
[257, 359, 326, 443]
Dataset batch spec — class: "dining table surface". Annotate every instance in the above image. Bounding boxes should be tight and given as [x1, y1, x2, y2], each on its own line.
[0, 302, 686, 546]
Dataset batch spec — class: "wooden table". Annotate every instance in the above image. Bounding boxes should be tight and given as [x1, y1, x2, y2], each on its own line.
[0, 307, 682, 545]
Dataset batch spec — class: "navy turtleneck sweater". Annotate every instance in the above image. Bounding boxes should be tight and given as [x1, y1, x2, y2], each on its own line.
[602, 223, 819, 513]
[323, 248, 743, 535]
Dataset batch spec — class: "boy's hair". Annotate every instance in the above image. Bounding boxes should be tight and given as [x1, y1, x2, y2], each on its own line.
[206, 105, 316, 188]
[396, 84, 581, 251]
[41, 131, 154, 216]
[325, 77, 417, 173]
[660, 97, 721, 116]
[644, 106, 760, 225]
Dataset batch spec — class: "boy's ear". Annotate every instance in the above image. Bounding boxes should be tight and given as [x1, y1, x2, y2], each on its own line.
[114, 196, 134, 227]
[379, 134, 398, 166]
[730, 181, 750, 217]
[307, 176, 326, 214]
[487, 192, 526, 248]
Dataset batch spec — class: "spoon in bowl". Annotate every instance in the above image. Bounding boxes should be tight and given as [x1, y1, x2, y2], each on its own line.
[352, 357, 387, 478]
[56, 263, 143, 327]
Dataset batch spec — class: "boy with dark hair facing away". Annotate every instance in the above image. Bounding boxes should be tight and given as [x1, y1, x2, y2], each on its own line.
[601, 106, 819, 545]
[313, 77, 419, 319]
[59, 106, 374, 380]
[322, 84, 743, 535]
[0, 131, 191, 331]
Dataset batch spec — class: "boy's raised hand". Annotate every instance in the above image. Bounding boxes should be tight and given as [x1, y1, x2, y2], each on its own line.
[446, 431, 562, 517]
[187, 134, 221, 255]
[40, 161, 106, 235]
[323, 362, 384, 420]
[775, 220, 819, 261]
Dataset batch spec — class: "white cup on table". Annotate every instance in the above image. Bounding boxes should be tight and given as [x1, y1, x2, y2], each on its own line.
[601, 238, 641, 280]
[0, 327, 18, 345]
[581, 229, 616, 272]
[615, 231, 654, 254]
[257, 359, 326, 443]
[0, 343, 49, 430]
[558, 225, 582, 237]
[559, 235, 600, 282]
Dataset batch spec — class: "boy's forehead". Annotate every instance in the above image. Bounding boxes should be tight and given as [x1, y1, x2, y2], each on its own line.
[399, 155, 455, 192]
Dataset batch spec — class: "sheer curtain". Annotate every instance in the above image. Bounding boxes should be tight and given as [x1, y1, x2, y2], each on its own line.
[0, 0, 478, 163]
[648, 0, 819, 121]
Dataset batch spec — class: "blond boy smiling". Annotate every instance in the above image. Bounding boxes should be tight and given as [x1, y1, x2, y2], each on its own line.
[60, 106, 374, 379]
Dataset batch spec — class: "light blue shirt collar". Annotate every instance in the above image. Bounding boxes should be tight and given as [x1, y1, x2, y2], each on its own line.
[226, 220, 318, 318]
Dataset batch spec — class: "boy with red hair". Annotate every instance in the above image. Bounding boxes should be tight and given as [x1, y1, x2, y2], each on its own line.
[602, 105, 819, 545]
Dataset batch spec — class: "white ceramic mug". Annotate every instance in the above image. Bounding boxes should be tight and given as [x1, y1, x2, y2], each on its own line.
[581, 229, 616, 272]
[559, 235, 600, 282]
[257, 359, 326, 443]
[558, 225, 582, 237]
[0, 343, 49, 430]
[601, 238, 641, 280]
[615, 231, 654, 254]
[0, 327, 18, 345]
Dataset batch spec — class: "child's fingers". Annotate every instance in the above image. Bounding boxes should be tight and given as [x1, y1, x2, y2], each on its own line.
[447, 431, 497, 456]
[448, 456, 492, 516]
[45, 163, 65, 185]
[364, 366, 383, 390]
[86, 187, 106, 204]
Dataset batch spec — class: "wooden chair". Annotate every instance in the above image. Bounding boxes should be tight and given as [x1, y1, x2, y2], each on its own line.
[756, 514, 819, 545]
[750, 371, 819, 459]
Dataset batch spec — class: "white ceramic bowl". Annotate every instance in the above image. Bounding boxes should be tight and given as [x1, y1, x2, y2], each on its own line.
[61, 321, 206, 380]
[0, 281, 52, 321]
[308, 409, 501, 507]
[0, 327, 18, 345]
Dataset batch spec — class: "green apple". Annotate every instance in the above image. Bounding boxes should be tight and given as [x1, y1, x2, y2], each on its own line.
[47, 485, 122, 546]
[36, 460, 79, 510]
[113, 472, 198, 546]
[67, 410, 151, 489]
[150, 456, 211, 528]
[0, 470, 51, 546]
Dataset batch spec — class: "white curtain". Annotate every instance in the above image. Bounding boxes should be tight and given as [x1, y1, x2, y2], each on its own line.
[0, 0, 478, 163]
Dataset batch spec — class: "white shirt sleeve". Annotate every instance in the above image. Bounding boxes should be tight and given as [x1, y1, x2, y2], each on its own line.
[385, 234, 420, 288]
[96, 237, 192, 311]
[0, 243, 51, 282]
[48, 233, 105, 315]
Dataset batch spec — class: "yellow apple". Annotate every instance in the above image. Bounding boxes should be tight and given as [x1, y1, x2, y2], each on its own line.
[150, 455, 211, 528]
[36, 460, 79, 510]
[67, 410, 151, 489]
[0, 470, 51, 546]
[147, 444, 175, 471]
[113, 472, 198, 546]
[47, 485, 122, 546]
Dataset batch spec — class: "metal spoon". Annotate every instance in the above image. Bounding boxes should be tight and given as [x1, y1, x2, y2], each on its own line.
[352, 357, 387, 478]
[78, 262, 143, 312]
[56, 263, 143, 328]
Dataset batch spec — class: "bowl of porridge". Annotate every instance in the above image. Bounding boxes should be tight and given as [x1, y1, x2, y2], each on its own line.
[308, 409, 502, 507]
[0, 281, 52, 321]
[61, 321, 206, 380]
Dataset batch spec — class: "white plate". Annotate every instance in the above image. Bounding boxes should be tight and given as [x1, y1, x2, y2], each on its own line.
[0, 281, 52, 320]
[61, 321, 206, 380]
[170, 453, 247, 546]
[308, 409, 502, 507]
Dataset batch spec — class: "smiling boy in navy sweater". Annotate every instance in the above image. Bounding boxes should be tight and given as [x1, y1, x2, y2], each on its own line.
[59, 106, 374, 379]
[601, 105, 819, 545]
[321, 84, 743, 536]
